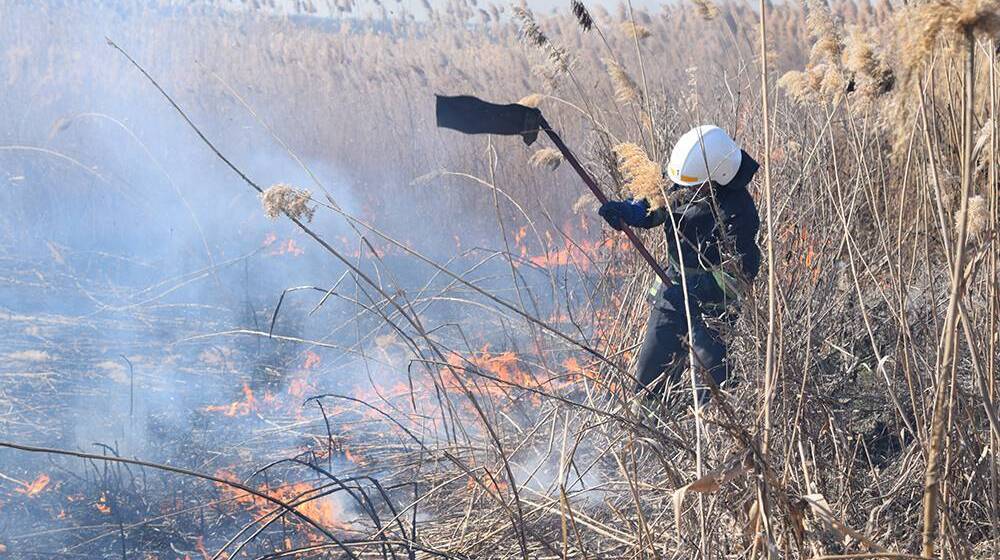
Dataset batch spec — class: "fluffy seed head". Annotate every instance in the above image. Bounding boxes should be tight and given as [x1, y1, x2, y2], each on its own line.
[411, 170, 443, 186]
[514, 6, 570, 75]
[514, 6, 548, 47]
[842, 27, 876, 75]
[777, 70, 813, 103]
[261, 184, 315, 222]
[620, 21, 651, 39]
[841, 27, 894, 102]
[613, 143, 666, 210]
[960, 194, 991, 241]
[806, 0, 843, 61]
[517, 93, 544, 108]
[903, 0, 1000, 70]
[972, 117, 993, 163]
[819, 64, 847, 101]
[571, 0, 593, 31]
[605, 58, 640, 104]
[691, 0, 718, 20]
[529, 147, 563, 170]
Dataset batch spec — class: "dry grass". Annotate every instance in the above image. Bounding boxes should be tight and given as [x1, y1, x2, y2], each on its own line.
[612, 142, 666, 210]
[528, 147, 563, 170]
[261, 183, 315, 222]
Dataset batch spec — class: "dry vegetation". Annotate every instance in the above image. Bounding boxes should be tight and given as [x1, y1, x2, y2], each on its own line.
[1, 0, 999, 559]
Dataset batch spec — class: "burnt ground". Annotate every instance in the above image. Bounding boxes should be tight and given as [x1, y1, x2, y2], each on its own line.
[0, 245, 417, 558]
[0, 237, 589, 559]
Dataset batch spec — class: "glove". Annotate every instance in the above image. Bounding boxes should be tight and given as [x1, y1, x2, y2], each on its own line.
[598, 199, 648, 231]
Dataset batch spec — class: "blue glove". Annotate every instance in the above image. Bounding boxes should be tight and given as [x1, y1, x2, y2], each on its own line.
[598, 199, 649, 231]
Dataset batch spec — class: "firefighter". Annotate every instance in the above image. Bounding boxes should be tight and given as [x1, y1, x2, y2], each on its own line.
[598, 125, 761, 409]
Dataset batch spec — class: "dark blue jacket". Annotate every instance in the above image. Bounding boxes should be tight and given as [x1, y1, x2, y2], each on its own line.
[631, 151, 762, 283]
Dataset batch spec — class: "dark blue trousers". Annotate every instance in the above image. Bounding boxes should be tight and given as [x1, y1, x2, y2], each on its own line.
[634, 273, 728, 397]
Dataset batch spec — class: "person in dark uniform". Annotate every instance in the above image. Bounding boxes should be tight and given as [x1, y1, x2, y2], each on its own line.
[598, 126, 761, 408]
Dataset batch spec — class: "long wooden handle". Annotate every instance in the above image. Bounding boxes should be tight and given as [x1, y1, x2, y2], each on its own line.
[539, 119, 672, 286]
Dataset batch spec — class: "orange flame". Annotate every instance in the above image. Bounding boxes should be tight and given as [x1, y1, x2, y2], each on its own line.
[527, 237, 612, 270]
[269, 238, 305, 257]
[287, 378, 312, 399]
[15, 474, 50, 497]
[205, 383, 256, 417]
[95, 493, 111, 514]
[344, 446, 361, 465]
[302, 351, 321, 370]
[443, 346, 542, 403]
[195, 536, 213, 560]
[213, 472, 349, 540]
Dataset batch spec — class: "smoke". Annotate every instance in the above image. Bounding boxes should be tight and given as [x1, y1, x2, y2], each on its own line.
[0, 2, 603, 556]
[510, 439, 612, 508]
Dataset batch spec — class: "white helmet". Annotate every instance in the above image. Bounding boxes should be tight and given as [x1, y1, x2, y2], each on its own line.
[666, 125, 743, 186]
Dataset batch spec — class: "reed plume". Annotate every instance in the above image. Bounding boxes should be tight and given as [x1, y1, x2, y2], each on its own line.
[571, 0, 593, 31]
[841, 26, 894, 101]
[779, 0, 891, 106]
[517, 93, 543, 108]
[613, 142, 666, 210]
[529, 147, 563, 170]
[571, 192, 597, 214]
[691, 0, 718, 20]
[621, 21, 651, 40]
[902, 0, 1000, 71]
[514, 6, 548, 48]
[261, 183, 315, 222]
[960, 194, 990, 240]
[514, 6, 570, 75]
[605, 58, 640, 104]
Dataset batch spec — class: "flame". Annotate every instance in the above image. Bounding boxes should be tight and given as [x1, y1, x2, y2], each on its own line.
[289, 483, 347, 530]
[527, 237, 612, 270]
[515, 226, 527, 245]
[302, 351, 321, 370]
[95, 493, 111, 514]
[471, 350, 533, 387]
[15, 474, 50, 497]
[343, 446, 360, 465]
[263, 231, 305, 256]
[562, 357, 586, 380]
[515, 226, 529, 258]
[330, 234, 417, 259]
[195, 536, 212, 560]
[213, 472, 349, 539]
[205, 383, 256, 417]
[388, 381, 410, 395]
[269, 238, 305, 256]
[287, 377, 312, 399]
[466, 473, 508, 495]
[444, 346, 542, 403]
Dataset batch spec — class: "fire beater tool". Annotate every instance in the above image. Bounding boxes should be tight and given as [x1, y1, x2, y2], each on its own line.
[435, 94, 670, 285]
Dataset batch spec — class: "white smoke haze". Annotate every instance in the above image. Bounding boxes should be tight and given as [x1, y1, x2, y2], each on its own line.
[0, 1, 608, 557]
